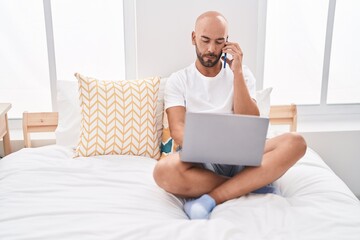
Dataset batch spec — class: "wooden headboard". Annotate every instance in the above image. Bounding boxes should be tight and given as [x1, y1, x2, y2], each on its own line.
[269, 104, 297, 132]
[22, 104, 298, 147]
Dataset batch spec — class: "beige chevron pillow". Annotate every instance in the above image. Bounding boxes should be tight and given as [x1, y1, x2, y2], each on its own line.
[74, 73, 161, 159]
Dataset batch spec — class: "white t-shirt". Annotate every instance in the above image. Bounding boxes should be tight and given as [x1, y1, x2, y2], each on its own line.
[164, 63, 256, 113]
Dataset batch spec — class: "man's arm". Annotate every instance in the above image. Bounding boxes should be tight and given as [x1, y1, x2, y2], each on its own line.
[233, 71, 259, 116]
[166, 106, 186, 147]
[223, 42, 259, 116]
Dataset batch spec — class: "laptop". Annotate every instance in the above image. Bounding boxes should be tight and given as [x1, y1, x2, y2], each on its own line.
[180, 112, 269, 166]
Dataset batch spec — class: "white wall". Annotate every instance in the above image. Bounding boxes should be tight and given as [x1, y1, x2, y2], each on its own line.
[135, 0, 261, 79]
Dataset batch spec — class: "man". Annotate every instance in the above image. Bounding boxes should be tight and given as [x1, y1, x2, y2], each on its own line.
[153, 11, 307, 220]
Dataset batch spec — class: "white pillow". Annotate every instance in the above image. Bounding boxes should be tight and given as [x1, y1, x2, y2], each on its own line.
[256, 87, 273, 117]
[55, 80, 81, 148]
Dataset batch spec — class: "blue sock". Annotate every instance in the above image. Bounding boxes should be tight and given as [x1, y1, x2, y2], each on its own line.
[184, 194, 216, 220]
[252, 183, 280, 195]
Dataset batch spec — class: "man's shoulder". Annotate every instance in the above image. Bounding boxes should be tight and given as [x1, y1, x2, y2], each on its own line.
[170, 63, 194, 77]
[167, 63, 194, 83]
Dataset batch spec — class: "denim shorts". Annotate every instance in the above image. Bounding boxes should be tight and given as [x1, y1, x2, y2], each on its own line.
[176, 146, 244, 177]
[200, 163, 244, 177]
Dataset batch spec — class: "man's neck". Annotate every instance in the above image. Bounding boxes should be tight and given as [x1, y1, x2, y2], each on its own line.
[195, 61, 222, 77]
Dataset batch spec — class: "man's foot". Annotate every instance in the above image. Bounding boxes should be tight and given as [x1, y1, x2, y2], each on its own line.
[183, 194, 216, 220]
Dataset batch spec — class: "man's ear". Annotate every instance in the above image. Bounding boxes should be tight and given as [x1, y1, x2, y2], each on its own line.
[191, 31, 196, 45]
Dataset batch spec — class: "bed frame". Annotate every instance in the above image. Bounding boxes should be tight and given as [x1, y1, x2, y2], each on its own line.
[269, 104, 297, 132]
[22, 105, 297, 148]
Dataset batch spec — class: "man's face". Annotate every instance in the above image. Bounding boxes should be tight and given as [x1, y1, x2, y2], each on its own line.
[194, 35, 226, 68]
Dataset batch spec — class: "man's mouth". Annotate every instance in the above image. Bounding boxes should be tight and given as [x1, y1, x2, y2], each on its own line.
[204, 55, 216, 60]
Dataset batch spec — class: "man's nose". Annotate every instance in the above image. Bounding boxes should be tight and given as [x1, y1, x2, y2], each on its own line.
[207, 42, 216, 53]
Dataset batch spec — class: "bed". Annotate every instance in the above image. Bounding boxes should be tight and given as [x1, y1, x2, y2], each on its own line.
[1, 77, 360, 239]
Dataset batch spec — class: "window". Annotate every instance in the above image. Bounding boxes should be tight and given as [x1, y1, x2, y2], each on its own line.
[263, 0, 360, 108]
[0, 0, 126, 119]
[0, 0, 51, 118]
[263, 0, 329, 105]
[51, 0, 126, 81]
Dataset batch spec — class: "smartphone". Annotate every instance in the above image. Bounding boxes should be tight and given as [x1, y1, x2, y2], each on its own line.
[223, 36, 228, 68]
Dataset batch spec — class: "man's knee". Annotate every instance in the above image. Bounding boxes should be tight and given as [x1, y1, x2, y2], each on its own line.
[291, 132, 307, 151]
[153, 154, 181, 191]
[284, 132, 307, 157]
[153, 154, 193, 195]
[153, 159, 170, 190]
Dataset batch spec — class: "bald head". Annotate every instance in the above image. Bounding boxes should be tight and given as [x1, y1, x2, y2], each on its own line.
[195, 11, 228, 36]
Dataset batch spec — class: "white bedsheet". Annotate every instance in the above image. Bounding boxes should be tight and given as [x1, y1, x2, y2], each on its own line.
[0, 145, 359, 240]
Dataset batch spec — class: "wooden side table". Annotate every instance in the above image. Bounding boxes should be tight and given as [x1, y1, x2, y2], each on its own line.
[0, 103, 12, 156]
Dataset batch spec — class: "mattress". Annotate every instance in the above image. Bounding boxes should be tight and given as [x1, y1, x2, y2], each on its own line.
[0, 145, 359, 240]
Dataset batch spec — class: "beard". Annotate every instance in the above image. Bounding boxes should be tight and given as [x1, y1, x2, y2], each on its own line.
[195, 45, 222, 68]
